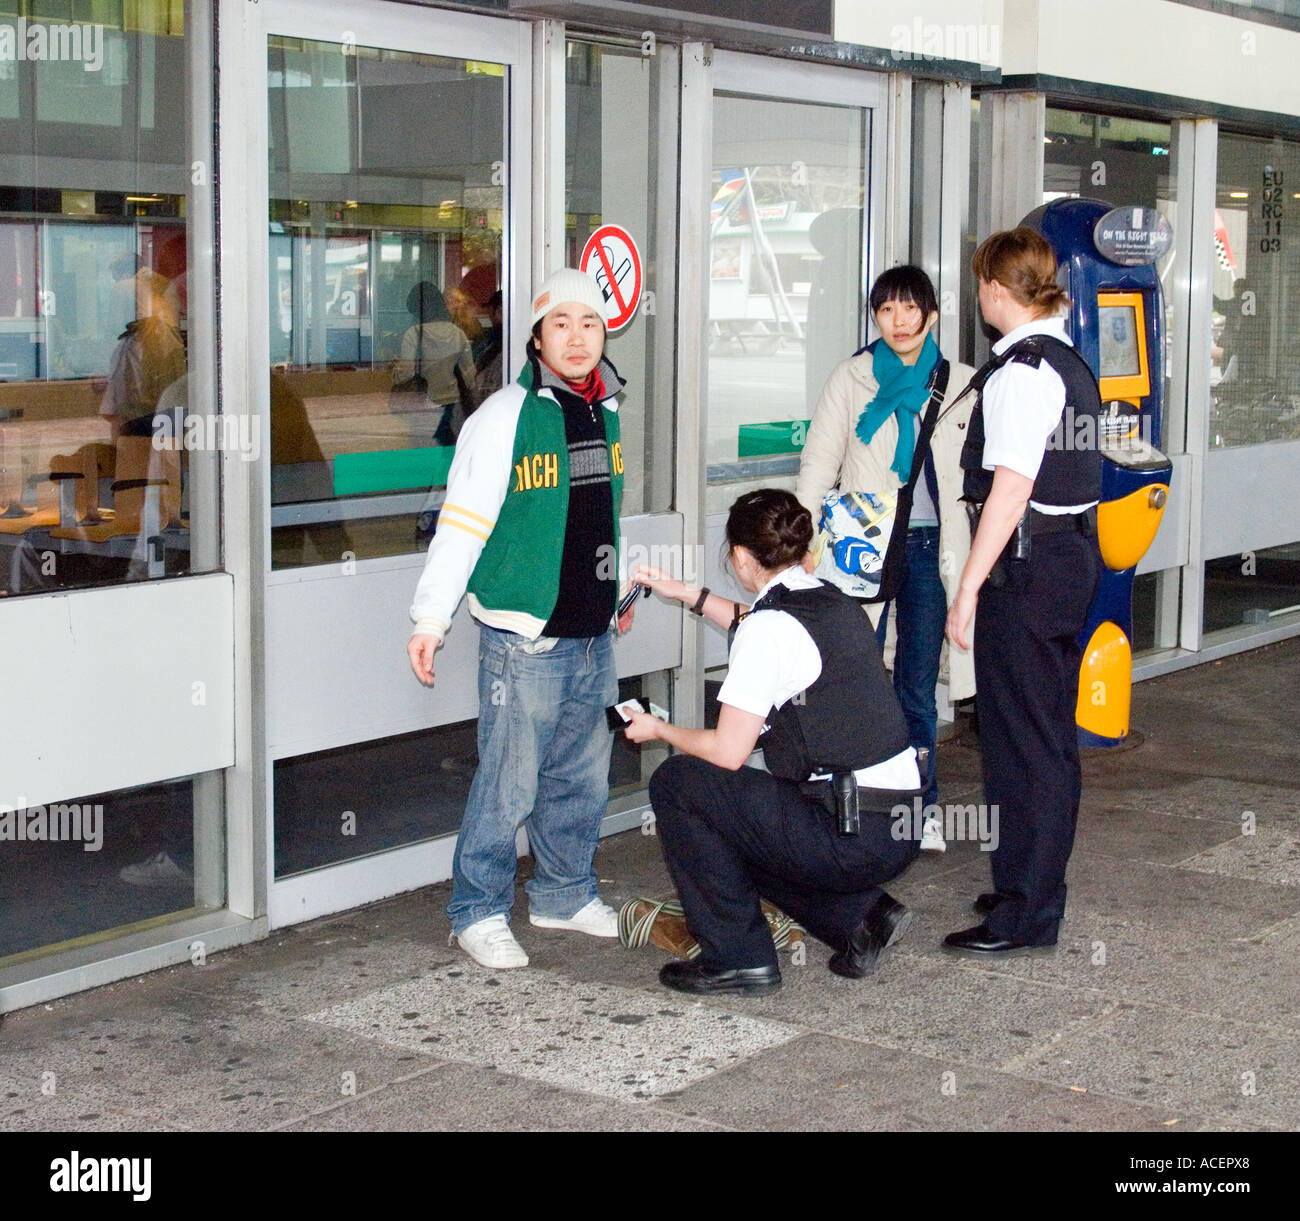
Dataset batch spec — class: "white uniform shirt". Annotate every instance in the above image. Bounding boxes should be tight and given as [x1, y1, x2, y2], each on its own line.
[983, 316, 1098, 515]
[717, 566, 920, 789]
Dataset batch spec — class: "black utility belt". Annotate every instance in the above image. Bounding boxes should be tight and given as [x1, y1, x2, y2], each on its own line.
[799, 777, 923, 837]
[799, 779, 921, 810]
[1027, 505, 1096, 536]
[967, 503, 1096, 588]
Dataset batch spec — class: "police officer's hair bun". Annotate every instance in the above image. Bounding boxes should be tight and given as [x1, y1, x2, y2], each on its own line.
[971, 226, 1071, 317]
[725, 488, 813, 572]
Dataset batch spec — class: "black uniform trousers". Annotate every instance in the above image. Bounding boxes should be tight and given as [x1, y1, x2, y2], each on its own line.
[974, 527, 1101, 945]
[648, 753, 920, 969]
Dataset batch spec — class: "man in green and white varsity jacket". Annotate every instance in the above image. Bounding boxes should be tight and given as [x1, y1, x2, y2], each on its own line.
[408, 268, 632, 970]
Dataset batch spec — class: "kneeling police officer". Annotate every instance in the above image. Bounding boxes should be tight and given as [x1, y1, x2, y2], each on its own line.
[624, 488, 923, 995]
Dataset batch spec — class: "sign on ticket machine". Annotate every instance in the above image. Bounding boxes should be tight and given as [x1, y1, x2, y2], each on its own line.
[1022, 198, 1175, 748]
[579, 224, 643, 333]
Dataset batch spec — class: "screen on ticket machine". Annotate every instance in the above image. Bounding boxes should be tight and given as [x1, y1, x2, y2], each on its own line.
[1021, 198, 1175, 748]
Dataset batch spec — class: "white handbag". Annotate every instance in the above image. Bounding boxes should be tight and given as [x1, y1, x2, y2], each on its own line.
[810, 489, 898, 600]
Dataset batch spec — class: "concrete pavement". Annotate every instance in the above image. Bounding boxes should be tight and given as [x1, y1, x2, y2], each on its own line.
[2, 639, 1298, 1132]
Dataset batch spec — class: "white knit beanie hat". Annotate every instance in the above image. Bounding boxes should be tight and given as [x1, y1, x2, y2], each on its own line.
[530, 267, 607, 329]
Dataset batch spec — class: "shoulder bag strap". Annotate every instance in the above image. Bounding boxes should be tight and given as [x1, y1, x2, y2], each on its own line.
[904, 358, 950, 489]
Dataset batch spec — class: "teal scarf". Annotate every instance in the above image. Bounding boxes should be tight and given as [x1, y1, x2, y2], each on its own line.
[854, 333, 940, 482]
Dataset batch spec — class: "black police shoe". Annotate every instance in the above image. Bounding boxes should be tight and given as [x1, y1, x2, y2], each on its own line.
[942, 922, 1057, 958]
[828, 894, 913, 979]
[659, 960, 782, 996]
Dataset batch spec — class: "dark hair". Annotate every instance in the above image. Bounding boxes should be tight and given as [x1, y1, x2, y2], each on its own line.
[725, 488, 813, 573]
[407, 280, 451, 323]
[869, 264, 939, 321]
[971, 227, 1070, 316]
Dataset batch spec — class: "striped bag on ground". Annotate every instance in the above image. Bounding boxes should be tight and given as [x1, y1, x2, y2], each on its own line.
[618, 895, 804, 960]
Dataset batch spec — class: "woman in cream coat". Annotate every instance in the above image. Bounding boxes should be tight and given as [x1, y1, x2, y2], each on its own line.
[796, 266, 975, 849]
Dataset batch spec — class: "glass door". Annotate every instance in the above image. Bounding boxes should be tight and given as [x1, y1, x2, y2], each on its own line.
[1201, 131, 1300, 642]
[254, 0, 532, 926]
[701, 53, 888, 664]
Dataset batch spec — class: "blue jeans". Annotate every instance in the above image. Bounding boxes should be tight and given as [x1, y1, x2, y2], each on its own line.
[876, 526, 945, 804]
[448, 627, 618, 934]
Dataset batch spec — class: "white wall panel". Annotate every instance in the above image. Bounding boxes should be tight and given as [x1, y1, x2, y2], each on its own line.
[0, 574, 235, 810]
[1204, 440, 1300, 561]
[834, 0, 1005, 67]
[265, 512, 684, 759]
[1027, 0, 1300, 120]
[833, 0, 1300, 120]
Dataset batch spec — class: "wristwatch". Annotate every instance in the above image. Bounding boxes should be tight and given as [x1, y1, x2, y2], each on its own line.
[690, 587, 710, 616]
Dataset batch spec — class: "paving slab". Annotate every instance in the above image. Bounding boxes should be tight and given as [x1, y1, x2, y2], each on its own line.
[274, 1060, 723, 1132]
[692, 948, 1124, 1071]
[1071, 806, 1247, 866]
[951, 915, 1298, 1035]
[1021, 1004, 1300, 1130]
[650, 1032, 1244, 1132]
[306, 964, 800, 1104]
[0, 986, 439, 1132]
[1096, 774, 1300, 828]
[1173, 824, 1300, 888]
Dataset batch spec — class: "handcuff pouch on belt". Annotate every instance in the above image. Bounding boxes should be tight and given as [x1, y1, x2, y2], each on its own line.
[799, 747, 929, 837]
[966, 501, 1096, 589]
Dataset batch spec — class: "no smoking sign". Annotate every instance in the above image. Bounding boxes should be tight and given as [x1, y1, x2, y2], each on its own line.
[579, 224, 643, 333]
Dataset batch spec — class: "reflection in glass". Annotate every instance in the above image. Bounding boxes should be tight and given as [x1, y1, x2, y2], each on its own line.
[267, 39, 506, 568]
[706, 94, 866, 512]
[274, 722, 478, 877]
[0, 2, 208, 597]
[0, 774, 223, 963]
[1209, 133, 1300, 448]
[274, 687, 667, 879]
[1204, 544, 1300, 634]
[564, 40, 677, 516]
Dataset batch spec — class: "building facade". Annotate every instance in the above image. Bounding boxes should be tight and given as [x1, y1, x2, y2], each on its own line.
[1, 0, 1297, 1009]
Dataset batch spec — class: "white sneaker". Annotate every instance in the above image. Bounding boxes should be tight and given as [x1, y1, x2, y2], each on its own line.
[456, 915, 529, 969]
[920, 815, 947, 854]
[119, 852, 192, 886]
[529, 897, 619, 938]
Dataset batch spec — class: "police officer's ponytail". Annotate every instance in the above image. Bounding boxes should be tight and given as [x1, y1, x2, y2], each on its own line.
[971, 227, 1070, 318]
[726, 489, 814, 573]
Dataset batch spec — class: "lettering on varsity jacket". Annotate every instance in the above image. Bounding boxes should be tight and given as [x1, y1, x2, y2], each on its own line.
[514, 452, 561, 491]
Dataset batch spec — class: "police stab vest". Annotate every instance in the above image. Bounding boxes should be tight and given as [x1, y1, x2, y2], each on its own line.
[960, 334, 1103, 507]
[751, 581, 910, 782]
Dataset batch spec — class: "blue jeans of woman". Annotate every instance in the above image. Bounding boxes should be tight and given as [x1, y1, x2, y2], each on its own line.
[448, 626, 618, 935]
[876, 526, 945, 804]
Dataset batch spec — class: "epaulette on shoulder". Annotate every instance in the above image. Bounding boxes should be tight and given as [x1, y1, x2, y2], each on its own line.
[1005, 336, 1045, 369]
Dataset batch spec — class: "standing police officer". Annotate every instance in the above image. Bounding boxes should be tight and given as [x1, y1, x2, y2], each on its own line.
[944, 228, 1103, 956]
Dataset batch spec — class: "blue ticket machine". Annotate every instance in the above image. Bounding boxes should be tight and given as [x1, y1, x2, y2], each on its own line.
[1022, 198, 1174, 747]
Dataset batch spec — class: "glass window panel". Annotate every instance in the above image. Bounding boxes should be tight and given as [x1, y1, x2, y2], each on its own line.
[1203, 543, 1300, 633]
[706, 93, 866, 513]
[274, 722, 477, 877]
[1035, 108, 1180, 411]
[275, 682, 669, 877]
[0, 1, 213, 597]
[267, 38, 506, 570]
[36, 29, 129, 125]
[563, 39, 676, 516]
[1209, 132, 1300, 448]
[1165, 0, 1300, 19]
[0, 772, 224, 963]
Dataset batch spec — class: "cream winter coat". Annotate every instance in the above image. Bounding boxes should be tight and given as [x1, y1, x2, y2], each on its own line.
[795, 347, 978, 701]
